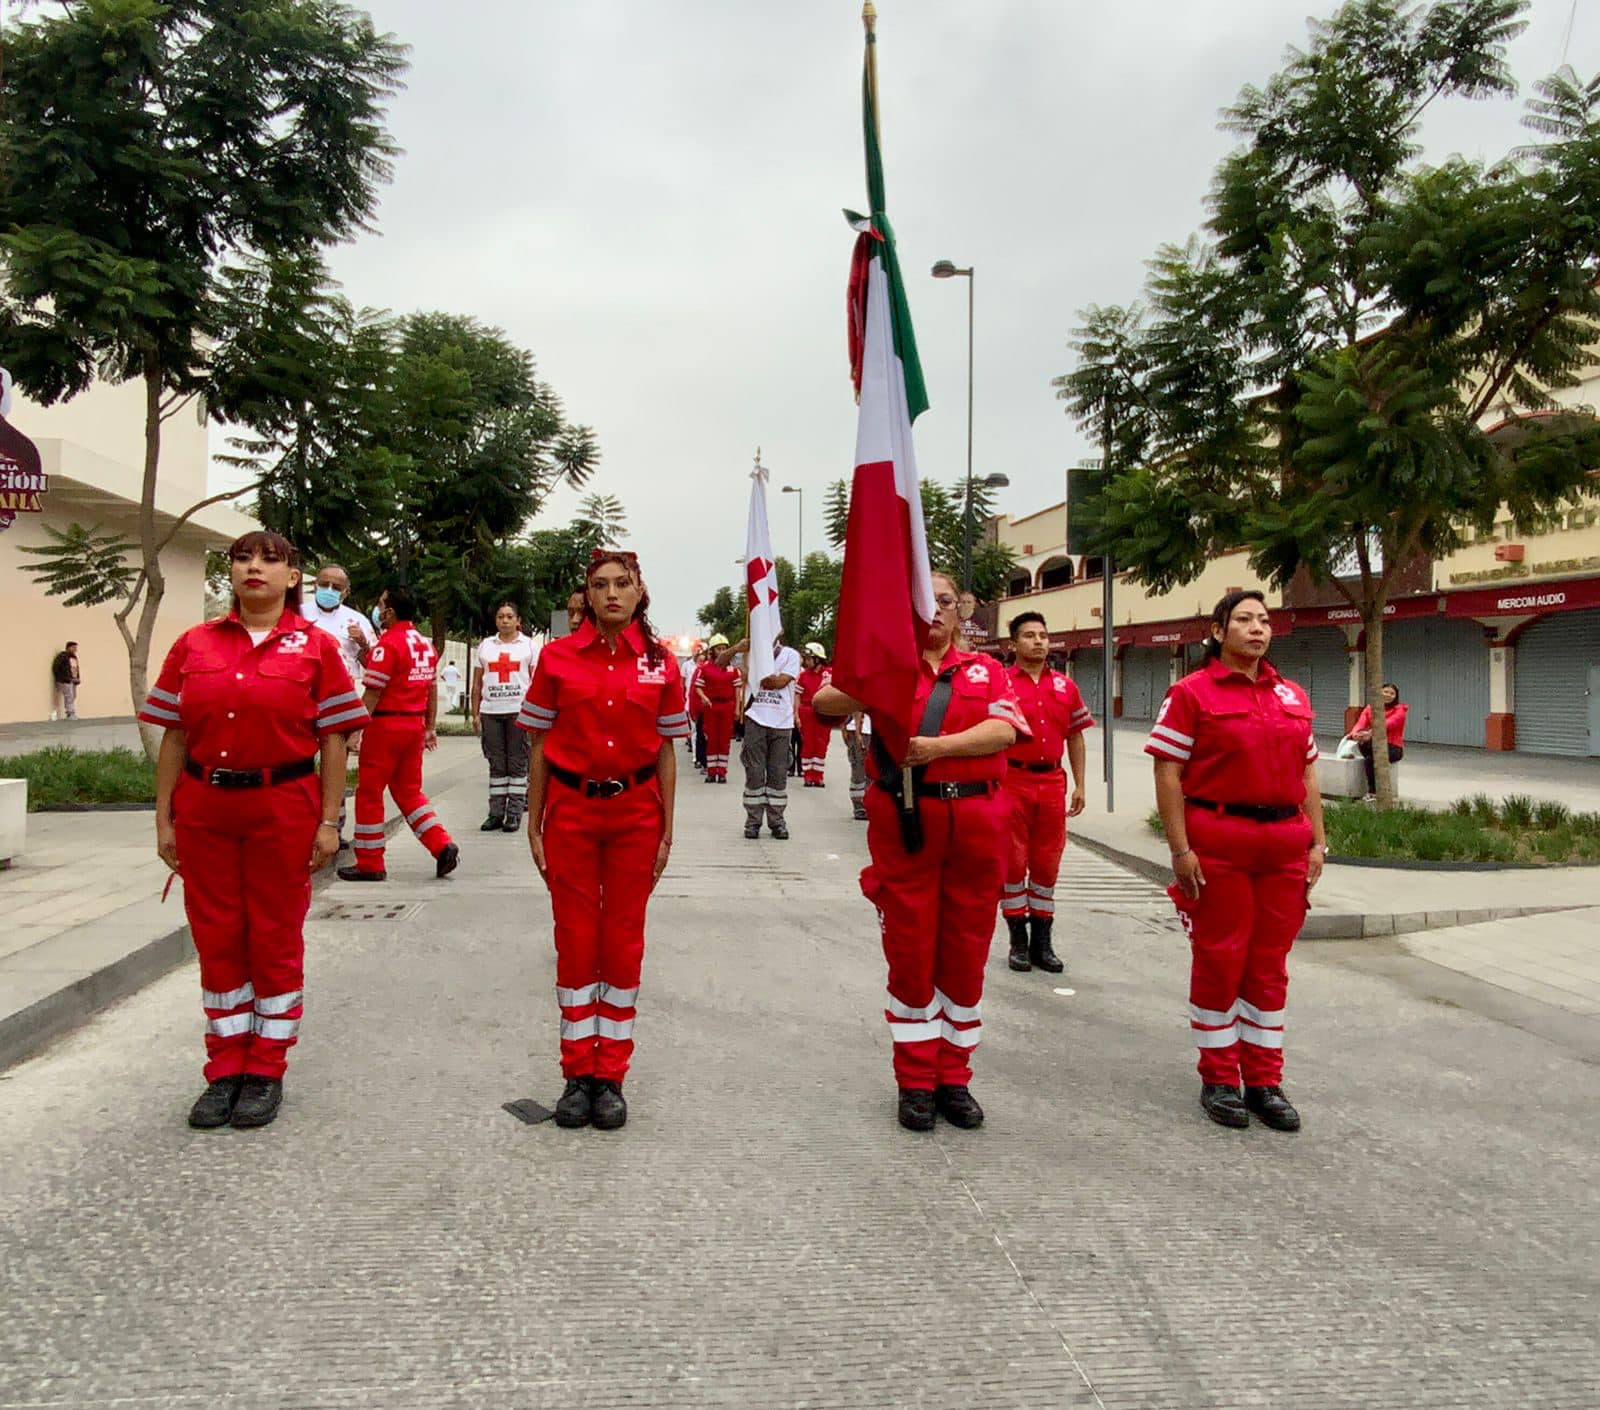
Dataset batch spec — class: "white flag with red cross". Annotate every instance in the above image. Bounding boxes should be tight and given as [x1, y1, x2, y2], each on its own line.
[743, 461, 781, 703]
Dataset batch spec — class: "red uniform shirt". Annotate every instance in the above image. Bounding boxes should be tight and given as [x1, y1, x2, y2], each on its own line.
[138, 609, 369, 767]
[362, 620, 438, 713]
[695, 660, 738, 705]
[1004, 664, 1094, 766]
[1352, 701, 1409, 748]
[517, 619, 691, 774]
[867, 647, 1030, 786]
[1145, 657, 1318, 807]
[797, 663, 832, 707]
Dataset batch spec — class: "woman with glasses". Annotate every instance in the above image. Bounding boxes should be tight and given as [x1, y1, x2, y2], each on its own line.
[813, 572, 1028, 1133]
[139, 531, 368, 1129]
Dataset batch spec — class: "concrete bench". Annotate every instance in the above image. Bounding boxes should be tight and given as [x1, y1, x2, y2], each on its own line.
[1317, 753, 1400, 800]
[0, 778, 25, 868]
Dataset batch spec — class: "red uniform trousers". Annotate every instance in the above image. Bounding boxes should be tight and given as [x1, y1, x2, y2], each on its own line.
[798, 704, 831, 785]
[1177, 807, 1311, 1087]
[542, 779, 664, 1082]
[703, 701, 735, 781]
[351, 716, 453, 872]
[173, 773, 317, 1081]
[860, 783, 1008, 1090]
[1001, 768, 1067, 921]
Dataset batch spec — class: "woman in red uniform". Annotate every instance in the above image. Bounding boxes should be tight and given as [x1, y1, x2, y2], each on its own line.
[519, 550, 690, 1131]
[140, 531, 368, 1130]
[1146, 590, 1327, 1132]
[693, 633, 738, 784]
[813, 572, 1027, 1132]
[796, 642, 834, 787]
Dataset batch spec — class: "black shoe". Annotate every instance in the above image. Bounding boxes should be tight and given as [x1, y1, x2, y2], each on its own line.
[187, 1075, 244, 1129]
[1029, 917, 1064, 974]
[934, 1084, 985, 1129]
[744, 822, 761, 839]
[435, 842, 460, 878]
[852, 804, 868, 821]
[553, 1077, 592, 1128]
[480, 814, 503, 832]
[769, 822, 789, 840]
[1200, 1083, 1250, 1129]
[718, 776, 727, 784]
[336, 864, 386, 882]
[1006, 916, 1032, 972]
[704, 773, 718, 783]
[591, 1079, 627, 1130]
[501, 816, 520, 833]
[897, 1087, 935, 1132]
[229, 1075, 283, 1128]
[1244, 1085, 1301, 1132]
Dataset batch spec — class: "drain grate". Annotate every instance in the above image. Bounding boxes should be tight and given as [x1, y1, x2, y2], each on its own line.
[320, 900, 424, 923]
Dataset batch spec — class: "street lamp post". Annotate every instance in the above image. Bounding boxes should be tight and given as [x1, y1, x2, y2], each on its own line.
[931, 259, 975, 588]
[781, 484, 803, 569]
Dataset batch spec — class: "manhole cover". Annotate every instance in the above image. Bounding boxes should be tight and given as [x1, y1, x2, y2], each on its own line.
[320, 901, 424, 922]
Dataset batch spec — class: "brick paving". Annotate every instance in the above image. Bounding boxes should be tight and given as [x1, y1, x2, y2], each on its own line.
[1, 752, 1597, 1408]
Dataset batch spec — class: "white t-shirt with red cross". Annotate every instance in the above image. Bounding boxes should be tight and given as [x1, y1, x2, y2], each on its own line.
[476, 633, 538, 716]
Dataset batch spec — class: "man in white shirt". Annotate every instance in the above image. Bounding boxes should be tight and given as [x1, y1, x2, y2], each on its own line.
[733, 633, 800, 840]
[471, 603, 538, 833]
[306, 563, 375, 850]
[439, 660, 464, 713]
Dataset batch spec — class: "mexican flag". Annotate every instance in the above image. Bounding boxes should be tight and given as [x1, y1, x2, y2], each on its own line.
[832, 3, 934, 761]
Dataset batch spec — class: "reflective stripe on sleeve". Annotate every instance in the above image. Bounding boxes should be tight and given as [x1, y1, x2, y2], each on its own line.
[148, 685, 181, 706]
[140, 703, 182, 725]
[318, 690, 361, 712]
[318, 706, 368, 729]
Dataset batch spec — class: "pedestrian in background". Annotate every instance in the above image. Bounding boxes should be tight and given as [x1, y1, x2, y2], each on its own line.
[519, 549, 689, 1131]
[305, 563, 374, 850]
[338, 584, 460, 883]
[813, 571, 1028, 1133]
[140, 530, 367, 1130]
[439, 659, 464, 714]
[1147, 589, 1326, 1133]
[728, 632, 800, 839]
[472, 602, 537, 833]
[796, 642, 833, 787]
[50, 641, 79, 719]
[841, 709, 871, 821]
[1353, 682, 1407, 801]
[696, 635, 737, 784]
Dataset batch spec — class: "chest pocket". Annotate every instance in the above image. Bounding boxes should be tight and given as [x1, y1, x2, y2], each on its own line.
[258, 654, 316, 683]
[625, 678, 662, 719]
[945, 672, 992, 733]
[1200, 704, 1256, 757]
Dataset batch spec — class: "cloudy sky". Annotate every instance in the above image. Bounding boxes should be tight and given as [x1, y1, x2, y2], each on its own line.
[314, 0, 1595, 632]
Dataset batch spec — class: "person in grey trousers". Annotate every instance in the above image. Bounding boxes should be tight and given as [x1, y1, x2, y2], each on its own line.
[730, 634, 801, 840]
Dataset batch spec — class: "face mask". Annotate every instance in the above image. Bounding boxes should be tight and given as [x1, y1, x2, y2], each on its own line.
[370, 606, 384, 628]
[314, 586, 343, 612]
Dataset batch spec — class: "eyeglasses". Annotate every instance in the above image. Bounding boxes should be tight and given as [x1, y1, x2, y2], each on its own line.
[934, 594, 959, 609]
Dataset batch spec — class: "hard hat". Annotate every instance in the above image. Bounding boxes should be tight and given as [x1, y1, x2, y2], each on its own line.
[708, 633, 729, 648]
[804, 641, 826, 658]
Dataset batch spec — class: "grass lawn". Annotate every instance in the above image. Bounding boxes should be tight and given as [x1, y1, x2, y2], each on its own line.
[0, 747, 360, 811]
[1148, 793, 1600, 865]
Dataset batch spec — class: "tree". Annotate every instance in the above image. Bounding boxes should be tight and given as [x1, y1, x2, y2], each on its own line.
[2, 0, 407, 758]
[695, 552, 842, 652]
[696, 585, 742, 642]
[575, 492, 628, 544]
[824, 477, 1017, 602]
[1055, 0, 1600, 806]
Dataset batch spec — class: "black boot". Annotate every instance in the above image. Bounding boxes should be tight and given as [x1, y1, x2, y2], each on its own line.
[1244, 1085, 1301, 1132]
[501, 812, 522, 833]
[480, 814, 503, 832]
[336, 864, 385, 882]
[1029, 917, 1064, 974]
[896, 1087, 935, 1132]
[590, 1080, 628, 1131]
[187, 1075, 243, 1129]
[1200, 1083, 1249, 1129]
[934, 1084, 984, 1129]
[435, 842, 460, 878]
[229, 1075, 283, 1128]
[554, 1077, 592, 1128]
[1006, 916, 1032, 972]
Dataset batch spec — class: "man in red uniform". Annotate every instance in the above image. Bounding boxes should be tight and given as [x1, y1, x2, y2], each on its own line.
[795, 642, 834, 787]
[694, 633, 738, 784]
[1001, 611, 1093, 974]
[521, 550, 689, 1131]
[1146, 589, 1326, 1132]
[813, 573, 1028, 1132]
[338, 584, 460, 882]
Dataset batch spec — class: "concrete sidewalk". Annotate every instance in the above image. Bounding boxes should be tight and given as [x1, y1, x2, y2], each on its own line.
[0, 736, 483, 1069]
[1070, 727, 1600, 939]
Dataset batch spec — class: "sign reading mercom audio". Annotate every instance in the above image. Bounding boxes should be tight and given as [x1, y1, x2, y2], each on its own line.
[0, 369, 47, 534]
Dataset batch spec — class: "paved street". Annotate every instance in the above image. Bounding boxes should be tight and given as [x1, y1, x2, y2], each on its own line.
[2, 750, 1598, 1409]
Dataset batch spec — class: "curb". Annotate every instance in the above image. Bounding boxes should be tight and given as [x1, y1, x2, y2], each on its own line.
[0, 750, 482, 1075]
[1067, 828, 1586, 942]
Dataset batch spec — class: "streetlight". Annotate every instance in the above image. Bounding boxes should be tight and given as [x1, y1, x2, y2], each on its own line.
[965, 472, 1008, 586]
[932, 258, 975, 587]
[780, 484, 803, 569]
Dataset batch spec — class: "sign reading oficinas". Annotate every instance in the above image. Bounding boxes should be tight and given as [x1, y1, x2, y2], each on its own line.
[0, 369, 48, 532]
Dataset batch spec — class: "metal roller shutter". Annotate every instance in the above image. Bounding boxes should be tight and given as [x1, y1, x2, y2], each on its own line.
[1380, 618, 1489, 746]
[1072, 650, 1104, 721]
[1266, 629, 1349, 738]
[1120, 648, 1169, 720]
[1514, 609, 1600, 756]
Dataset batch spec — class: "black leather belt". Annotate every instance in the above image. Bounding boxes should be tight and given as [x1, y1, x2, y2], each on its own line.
[185, 757, 317, 789]
[1185, 796, 1301, 823]
[549, 762, 655, 799]
[373, 709, 426, 718]
[876, 778, 998, 801]
[1007, 759, 1061, 773]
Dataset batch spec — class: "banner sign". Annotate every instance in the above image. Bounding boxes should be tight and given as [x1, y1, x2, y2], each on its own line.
[0, 369, 47, 533]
